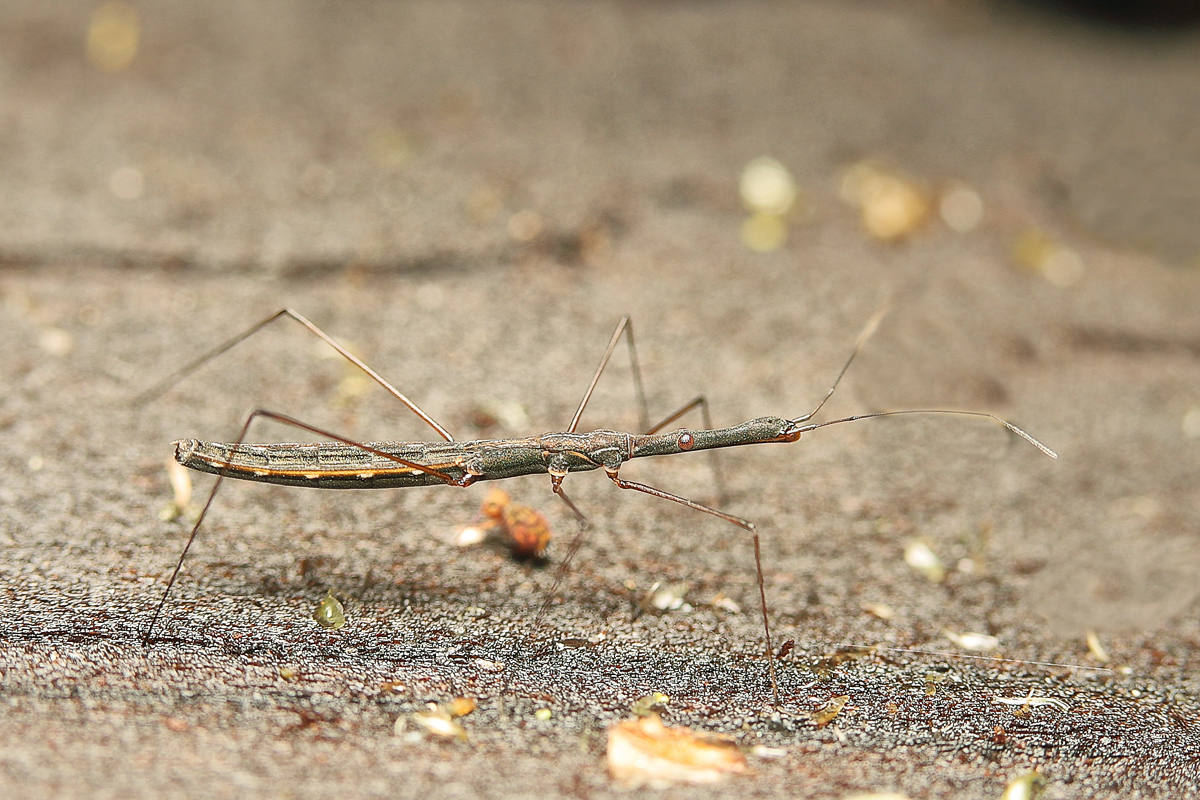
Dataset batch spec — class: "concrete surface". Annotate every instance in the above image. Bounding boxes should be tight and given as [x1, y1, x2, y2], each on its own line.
[2, 2, 1199, 798]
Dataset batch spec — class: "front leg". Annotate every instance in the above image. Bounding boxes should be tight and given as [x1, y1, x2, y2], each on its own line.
[603, 468, 753, 530]
[603, 466, 779, 704]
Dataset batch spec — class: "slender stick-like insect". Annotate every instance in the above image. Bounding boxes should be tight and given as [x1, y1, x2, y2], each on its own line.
[138, 308, 1057, 702]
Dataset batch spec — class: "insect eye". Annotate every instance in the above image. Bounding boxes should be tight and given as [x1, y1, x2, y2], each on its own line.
[677, 431, 694, 451]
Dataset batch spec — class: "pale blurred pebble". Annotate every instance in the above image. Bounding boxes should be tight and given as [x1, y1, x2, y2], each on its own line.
[1182, 407, 1200, 438]
[109, 167, 144, 200]
[87, 2, 139, 72]
[740, 157, 797, 215]
[939, 185, 984, 232]
[507, 210, 544, 242]
[841, 162, 928, 241]
[39, 328, 73, 356]
[741, 212, 788, 252]
[904, 540, 944, 583]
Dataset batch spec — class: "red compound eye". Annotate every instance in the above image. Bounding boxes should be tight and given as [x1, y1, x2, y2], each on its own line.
[677, 431, 694, 451]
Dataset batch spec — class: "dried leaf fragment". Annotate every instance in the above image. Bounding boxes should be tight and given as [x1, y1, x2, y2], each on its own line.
[811, 695, 850, 728]
[163, 717, 189, 733]
[480, 487, 510, 520]
[631, 692, 671, 717]
[647, 582, 692, 613]
[453, 523, 491, 547]
[904, 540, 945, 583]
[709, 593, 741, 614]
[860, 601, 894, 620]
[1086, 630, 1111, 663]
[313, 589, 346, 630]
[813, 645, 877, 676]
[992, 691, 1070, 714]
[462, 488, 553, 560]
[1000, 770, 1047, 800]
[160, 458, 195, 522]
[499, 502, 552, 560]
[447, 697, 477, 717]
[406, 705, 468, 740]
[943, 629, 1000, 652]
[924, 671, 951, 696]
[607, 714, 749, 788]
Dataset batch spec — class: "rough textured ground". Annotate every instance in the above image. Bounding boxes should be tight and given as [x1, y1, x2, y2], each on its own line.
[2, 2, 1199, 799]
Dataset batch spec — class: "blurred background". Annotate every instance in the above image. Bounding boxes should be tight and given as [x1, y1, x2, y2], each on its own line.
[2, 0, 1198, 273]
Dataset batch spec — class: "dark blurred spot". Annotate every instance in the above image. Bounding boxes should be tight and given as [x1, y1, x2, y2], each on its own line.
[970, 375, 1011, 407]
[1019, 0, 1200, 27]
[1068, 327, 1200, 358]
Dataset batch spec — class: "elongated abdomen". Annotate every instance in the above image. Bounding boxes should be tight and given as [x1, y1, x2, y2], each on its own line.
[174, 436, 561, 489]
[174, 439, 467, 489]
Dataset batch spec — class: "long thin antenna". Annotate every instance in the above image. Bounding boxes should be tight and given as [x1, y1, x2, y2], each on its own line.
[568, 316, 649, 435]
[793, 410, 1058, 459]
[794, 302, 892, 425]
